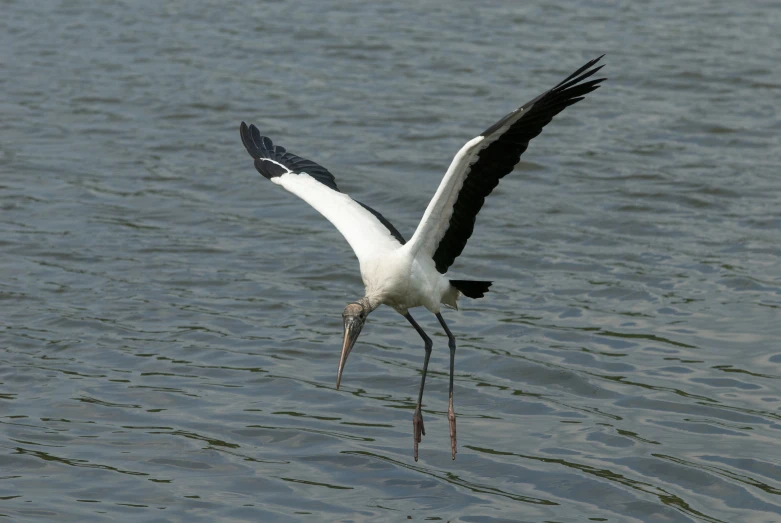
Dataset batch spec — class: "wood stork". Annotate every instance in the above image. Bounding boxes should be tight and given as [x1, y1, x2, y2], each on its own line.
[240, 56, 605, 461]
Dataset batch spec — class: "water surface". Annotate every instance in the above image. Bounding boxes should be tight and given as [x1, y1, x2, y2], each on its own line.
[2, 0, 780, 521]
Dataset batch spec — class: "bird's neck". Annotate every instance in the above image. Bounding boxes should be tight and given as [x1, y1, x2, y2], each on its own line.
[358, 295, 381, 313]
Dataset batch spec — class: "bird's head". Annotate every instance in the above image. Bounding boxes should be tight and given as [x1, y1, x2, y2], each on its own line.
[337, 300, 371, 389]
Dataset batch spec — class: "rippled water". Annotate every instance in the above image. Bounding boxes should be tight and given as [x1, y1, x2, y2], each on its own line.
[2, 1, 781, 521]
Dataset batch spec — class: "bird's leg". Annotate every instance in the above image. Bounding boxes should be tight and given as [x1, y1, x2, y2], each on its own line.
[404, 312, 432, 462]
[436, 313, 457, 460]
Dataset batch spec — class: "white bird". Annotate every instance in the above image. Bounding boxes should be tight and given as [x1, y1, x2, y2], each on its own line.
[240, 56, 605, 461]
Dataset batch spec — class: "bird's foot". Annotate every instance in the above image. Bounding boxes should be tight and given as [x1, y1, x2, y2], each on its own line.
[448, 397, 457, 460]
[412, 405, 425, 461]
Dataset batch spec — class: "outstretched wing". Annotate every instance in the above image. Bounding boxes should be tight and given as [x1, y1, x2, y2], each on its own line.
[406, 56, 606, 273]
[240, 122, 405, 265]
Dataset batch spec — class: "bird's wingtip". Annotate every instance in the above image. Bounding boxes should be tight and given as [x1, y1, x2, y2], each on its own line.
[239, 121, 253, 156]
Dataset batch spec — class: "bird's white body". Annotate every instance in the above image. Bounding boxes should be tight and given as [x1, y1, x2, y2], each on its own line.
[359, 248, 458, 314]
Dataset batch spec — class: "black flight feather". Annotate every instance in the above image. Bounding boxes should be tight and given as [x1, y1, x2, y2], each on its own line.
[240, 122, 340, 191]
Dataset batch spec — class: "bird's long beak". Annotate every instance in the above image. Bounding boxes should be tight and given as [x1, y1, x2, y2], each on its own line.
[336, 318, 363, 389]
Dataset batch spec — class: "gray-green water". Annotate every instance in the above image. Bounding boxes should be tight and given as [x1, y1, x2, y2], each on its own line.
[2, 1, 780, 521]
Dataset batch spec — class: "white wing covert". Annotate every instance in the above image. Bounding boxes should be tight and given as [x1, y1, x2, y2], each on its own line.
[240, 122, 405, 265]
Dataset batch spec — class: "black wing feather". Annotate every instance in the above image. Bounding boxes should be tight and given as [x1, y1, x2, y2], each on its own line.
[239, 122, 340, 191]
[431, 56, 606, 273]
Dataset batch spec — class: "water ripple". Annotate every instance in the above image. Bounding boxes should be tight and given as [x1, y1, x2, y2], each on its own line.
[2, 0, 780, 521]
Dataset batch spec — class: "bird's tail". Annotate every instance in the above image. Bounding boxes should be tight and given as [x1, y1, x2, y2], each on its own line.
[449, 280, 492, 299]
